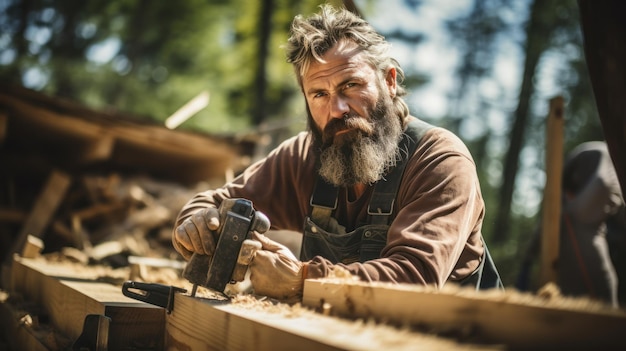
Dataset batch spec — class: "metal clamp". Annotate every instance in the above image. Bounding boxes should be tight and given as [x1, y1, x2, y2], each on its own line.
[122, 281, 186, 314]
[72, 314, 111, 351]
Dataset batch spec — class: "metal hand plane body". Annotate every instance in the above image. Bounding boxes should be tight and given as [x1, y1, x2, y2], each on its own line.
[183, 198, 269, 296]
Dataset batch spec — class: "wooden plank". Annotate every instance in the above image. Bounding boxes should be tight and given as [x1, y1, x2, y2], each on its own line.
[0, 207, 27, 223]
[10, 257, 165, 350]
[0, 88, 243, 184]
[166, 293, 497, 351]
[540, 96, 564, 286]
[167, 294, 345, 351]
[70, 201, 127, 221]
[8, 170, 72, 261]
[80, 135, 115, 162]
[21, 235, 44, 259]
[165, 90, 210, 129]
[302, 279, 626, 350]
[0, 296, 54, 351]
[2, 170, 72, 287]
[9, 258, 499, 350]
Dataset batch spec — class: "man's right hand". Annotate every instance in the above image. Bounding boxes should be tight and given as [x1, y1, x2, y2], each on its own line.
[172, 207, 221, 260]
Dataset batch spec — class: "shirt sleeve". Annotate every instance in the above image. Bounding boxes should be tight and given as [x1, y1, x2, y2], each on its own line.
[173, 132, 317, 232]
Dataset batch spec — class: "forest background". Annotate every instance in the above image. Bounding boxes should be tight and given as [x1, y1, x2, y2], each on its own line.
[0, 0, 604, 289]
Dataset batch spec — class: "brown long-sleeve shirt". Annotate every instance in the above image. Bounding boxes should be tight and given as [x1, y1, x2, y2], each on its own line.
[175, 117, 485, 288]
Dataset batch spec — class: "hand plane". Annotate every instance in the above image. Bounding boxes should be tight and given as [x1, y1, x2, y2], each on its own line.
[182, 198, 270, 297]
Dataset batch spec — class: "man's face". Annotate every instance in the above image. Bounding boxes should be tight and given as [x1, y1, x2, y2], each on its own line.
[302, 40, 403, 186]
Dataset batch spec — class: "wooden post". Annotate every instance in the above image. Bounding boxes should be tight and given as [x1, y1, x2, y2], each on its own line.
[2, 169, 72, 288]
[540, 96, 565, 286]
[7, 169, 72, 261]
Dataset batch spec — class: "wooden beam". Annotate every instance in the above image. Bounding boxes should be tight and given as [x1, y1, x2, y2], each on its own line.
[166, 292, 494, 351]
[21, 235, 44, 259]
[9, 257, 494, 350]
[6, 170, 72, 264]
[0, 207, 27, 223]
[0, 170, 71, 286]
[71, 202, 122, 221]
[167, 294, 344, 351]
[540, 96, 564, 286]
[165, 90, 210, 129]
[0, 88, 244, 184]
[0, 294, 54, 351]
[79, 135, 115, 163]
[302, 279, 626, 350]
[10, 257, 165, 350]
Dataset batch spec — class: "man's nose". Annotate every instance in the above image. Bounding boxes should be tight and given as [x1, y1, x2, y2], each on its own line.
[329, 94, 349, 119]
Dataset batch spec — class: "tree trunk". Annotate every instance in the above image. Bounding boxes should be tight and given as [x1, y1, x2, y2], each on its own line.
[251, 0, 274, 126]
[492, 0, 551, 243]
[578, 0, 626, 198]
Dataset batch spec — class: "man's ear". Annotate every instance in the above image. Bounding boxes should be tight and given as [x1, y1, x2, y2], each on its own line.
[385, 66, 397, 98]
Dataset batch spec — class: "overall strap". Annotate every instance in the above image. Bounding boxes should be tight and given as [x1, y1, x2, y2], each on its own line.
[310, 178, 338, 229]
[310, 118, 433, 226]
[368, 119, 433, 225]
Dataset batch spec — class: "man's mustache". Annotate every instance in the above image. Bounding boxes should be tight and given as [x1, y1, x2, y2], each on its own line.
[322, 114, 374, 144]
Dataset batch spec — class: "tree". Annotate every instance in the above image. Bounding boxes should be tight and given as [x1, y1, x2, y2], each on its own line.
[578, 0, 626, 198]
[0, 0, 326, 134]
[491, 0, 553, 243]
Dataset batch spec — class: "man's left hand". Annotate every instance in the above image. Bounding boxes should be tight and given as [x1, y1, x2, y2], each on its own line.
[249, 232, 305, 303]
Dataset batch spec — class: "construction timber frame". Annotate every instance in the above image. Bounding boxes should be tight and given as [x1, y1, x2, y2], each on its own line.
[4, 255, 626, 350]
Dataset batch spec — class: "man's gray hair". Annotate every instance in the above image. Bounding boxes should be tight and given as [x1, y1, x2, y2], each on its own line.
[285, 4, 409, 119]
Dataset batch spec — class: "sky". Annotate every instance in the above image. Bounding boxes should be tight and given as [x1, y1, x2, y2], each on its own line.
[364, 0, 476, 118]
[363, 0, 527, 126]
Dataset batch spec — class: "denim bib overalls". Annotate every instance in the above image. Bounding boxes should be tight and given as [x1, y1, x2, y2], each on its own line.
[299, 119, 503, 290]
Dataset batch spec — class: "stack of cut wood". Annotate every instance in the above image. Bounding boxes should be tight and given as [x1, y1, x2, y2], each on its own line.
[0, 84, 254, 272]
[1, 170, 224, 271]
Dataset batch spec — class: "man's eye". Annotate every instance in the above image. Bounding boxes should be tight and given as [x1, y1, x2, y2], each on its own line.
[314, 92, 327, 98]
[344, 82, 357, 89]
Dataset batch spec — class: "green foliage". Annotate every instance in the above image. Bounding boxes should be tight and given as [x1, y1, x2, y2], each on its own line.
[442, 0, 603, 288]
[0, 0, 326, 134]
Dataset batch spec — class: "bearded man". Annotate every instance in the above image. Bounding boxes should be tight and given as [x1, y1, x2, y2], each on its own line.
[172, 5, 502, 302]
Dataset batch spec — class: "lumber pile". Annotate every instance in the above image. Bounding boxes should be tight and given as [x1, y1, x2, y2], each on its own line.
[3, 255, 503, 351]
[0, 169, 221, 285]
[4, 253, 626, 350]
[6, 256, 164, 350]
[0, 84, 256, 274]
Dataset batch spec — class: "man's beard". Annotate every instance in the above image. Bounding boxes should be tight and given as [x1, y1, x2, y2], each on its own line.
[310, 95, 403, 187]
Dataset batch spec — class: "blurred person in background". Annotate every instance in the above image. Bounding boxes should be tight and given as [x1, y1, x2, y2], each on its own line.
[518, 141, 625, 307]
